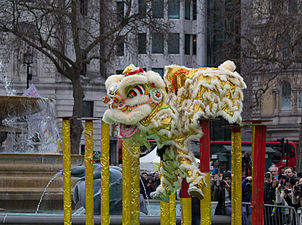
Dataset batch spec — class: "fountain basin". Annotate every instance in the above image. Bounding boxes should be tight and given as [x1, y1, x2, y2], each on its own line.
[0, 153, 83, 211]
[0, 96, 52, 120]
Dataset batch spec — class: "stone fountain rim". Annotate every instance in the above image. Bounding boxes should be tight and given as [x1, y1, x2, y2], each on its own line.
[0, 95, 54, 101]
[0, 153, 84, 158]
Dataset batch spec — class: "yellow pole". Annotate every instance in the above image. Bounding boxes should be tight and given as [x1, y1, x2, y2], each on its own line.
[181, 197, 191, 225]
[130, 144, 140, 225]
[84, 120, 94, 225]
[122, 141, 132, 225]
[169, 193, 176, 225]
[160, 161, 170, 225]
[231, 127, 242, 225]
[100, 121, 110, 224]
[161, 200, 170, 225]
[62, 118, 71, 225]
[200, 173, 211, 225]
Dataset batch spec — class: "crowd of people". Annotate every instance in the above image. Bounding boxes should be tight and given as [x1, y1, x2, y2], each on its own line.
[140, 171, 161, 199]
[139, 165, 302, 225]
[209, 165, 302, 225]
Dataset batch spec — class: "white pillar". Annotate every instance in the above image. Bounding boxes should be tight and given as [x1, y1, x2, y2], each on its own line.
[196, 0, 207, 66]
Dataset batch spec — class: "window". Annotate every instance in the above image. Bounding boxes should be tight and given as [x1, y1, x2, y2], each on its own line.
[116, 36, 124, 56]
[299, 45, 302, 56]
[193, 0, 197, 20]
[185, 0, 191, 20]
[168, 0, 180, 19]
[138, 33, 146, 54]
[273, 91, 277, 110]
[168, 33, 179, 54]
[288, 0, 297, 13]
[138, 0, 146, 18]
[152, 68, 164, 77]
[152, 33, 164, 53]
[82, 101, 94, 117]
[269, 0, 279, 14]
[16, 22, 37, 34]
[282, 40, 292, 59]
[80, 0, 88, 16]
[185, 34, 191, 55]
[192, 35, 196, 55]
[280, 81, 292, 110]
[152, 0, 164, 18]
[298, 91, 302, 109]
[116, 2, 124, 21]
[210, 117, 231, 141]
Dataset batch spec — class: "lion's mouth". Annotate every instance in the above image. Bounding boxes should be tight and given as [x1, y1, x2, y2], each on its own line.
[117, 124, 138, 138]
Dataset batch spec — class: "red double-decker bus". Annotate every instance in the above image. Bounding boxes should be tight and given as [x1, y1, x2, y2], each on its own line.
[205, 140, 298, 173]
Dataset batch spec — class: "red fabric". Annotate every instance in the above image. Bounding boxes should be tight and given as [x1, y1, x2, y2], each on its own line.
[125, 67, 144, 76]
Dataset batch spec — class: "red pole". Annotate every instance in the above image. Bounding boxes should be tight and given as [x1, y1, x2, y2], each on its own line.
[251, 125, 267, 225]
[181, 178, 191, 224]
[199, 120, 211, 224]
[200, 120, 210, 173]
[181, 179, 190, 198]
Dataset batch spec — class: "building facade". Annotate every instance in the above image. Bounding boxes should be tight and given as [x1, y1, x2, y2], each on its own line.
[111, 0, 207, 75]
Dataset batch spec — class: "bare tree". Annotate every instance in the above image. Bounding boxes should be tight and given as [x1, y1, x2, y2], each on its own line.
[240, 0, 302, 169]
[0, 0, 168, 153]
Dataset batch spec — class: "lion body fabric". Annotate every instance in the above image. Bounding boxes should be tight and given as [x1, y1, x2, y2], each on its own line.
[103, 61, 246, 202]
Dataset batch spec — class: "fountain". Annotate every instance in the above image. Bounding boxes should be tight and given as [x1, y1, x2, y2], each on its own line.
[0, 68, 84, 212]
[0, 95, 84, 212]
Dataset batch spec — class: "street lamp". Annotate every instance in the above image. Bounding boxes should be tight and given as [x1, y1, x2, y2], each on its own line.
[23, 48, 33, 89]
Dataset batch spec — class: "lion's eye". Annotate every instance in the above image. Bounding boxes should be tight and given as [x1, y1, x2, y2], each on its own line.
[127, 84, 145, 98]
[108, 83, 118, 97]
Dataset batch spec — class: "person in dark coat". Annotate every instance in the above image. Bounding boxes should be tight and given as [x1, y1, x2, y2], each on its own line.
[213, 171, 250, 225]
[242, 176, 252, 218]
[213, 171, 232, 215]
[191, 197, 200, 225]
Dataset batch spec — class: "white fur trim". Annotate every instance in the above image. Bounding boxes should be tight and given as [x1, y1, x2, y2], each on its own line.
[145, 71, 166, 88]
[102, 110, 116, 124]
[105, 75, 124, 89]
[103, 104, 151, 125]
[219, 60, 236, 72]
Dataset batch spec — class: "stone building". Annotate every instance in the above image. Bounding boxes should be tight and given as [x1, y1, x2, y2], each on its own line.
[240, 0, 302, 142]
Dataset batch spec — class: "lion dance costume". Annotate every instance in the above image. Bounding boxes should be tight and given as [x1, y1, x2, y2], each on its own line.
[102, 61, 246, 202]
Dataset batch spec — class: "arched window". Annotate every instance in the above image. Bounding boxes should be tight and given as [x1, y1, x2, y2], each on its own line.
[280, 81, 292, 110]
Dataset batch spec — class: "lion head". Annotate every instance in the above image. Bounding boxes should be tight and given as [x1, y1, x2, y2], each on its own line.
[103, 65, 166, 139]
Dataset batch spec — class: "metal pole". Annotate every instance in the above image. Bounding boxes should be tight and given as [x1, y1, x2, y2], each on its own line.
[251, 125, 267, 225]
[122, 141, 132, 225]
[62, 118, 71, 225]
[100, 121, 110, 225]
[231, 127, 242, 225]
[181, 179, 191, 225]
[200, 119, 211, 225]
[169, 193, 176, 225]
[130, 144, 140, 225]
[160, 160, 170, 225]
[26, 64, 29, 89]
[84, 120, 94, 225]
